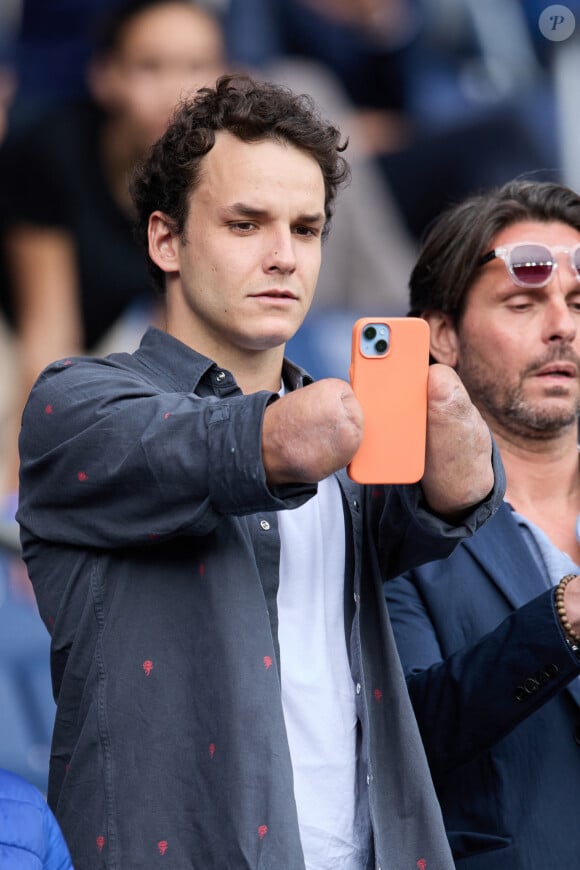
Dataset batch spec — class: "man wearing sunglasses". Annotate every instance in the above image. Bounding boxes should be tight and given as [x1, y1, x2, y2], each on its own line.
[385, 178, 580, 869]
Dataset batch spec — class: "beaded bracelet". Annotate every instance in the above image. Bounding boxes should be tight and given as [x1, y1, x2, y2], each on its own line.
[555, 573, 580, 645]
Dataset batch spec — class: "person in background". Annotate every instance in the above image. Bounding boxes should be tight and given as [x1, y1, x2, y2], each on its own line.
[0, 766, 73, 869]
[18, 72, 502, 869]
[386, 179, 580, 868]
[0, 0, 226, 502]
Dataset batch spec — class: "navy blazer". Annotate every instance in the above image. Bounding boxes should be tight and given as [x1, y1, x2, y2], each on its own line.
[386, 502, 580, 868]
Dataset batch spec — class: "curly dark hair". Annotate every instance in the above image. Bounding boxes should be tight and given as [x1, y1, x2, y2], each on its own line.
[409, 179, 580, 322]
[130, 72, 350, 293]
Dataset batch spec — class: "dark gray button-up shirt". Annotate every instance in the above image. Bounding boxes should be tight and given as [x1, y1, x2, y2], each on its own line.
[17, 328, 504, 870]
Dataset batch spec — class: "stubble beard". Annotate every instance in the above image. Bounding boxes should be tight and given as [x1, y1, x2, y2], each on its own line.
[457, 349, 580, 441]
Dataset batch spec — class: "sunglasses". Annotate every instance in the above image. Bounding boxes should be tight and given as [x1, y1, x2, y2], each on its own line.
[478, 242, 580, 288]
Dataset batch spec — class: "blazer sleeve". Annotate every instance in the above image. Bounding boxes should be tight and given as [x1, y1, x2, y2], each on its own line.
[385, 572, 580, 781]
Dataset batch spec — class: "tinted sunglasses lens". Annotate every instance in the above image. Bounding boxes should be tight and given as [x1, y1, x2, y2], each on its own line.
[509, 244, 554, 286]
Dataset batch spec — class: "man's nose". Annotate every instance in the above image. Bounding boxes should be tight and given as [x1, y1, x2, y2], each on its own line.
[264, 231, 296, 274]
[543, 291, 578, 343]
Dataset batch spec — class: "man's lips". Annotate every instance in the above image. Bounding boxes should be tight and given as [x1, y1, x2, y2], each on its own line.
[534, 362, 578, 378]
[251, 289, 298, 300]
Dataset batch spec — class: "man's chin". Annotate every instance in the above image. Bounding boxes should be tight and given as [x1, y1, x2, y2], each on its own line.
[246, 332, 295, 353]
[250, 322, 303, 352]
[511, 403, 579, 435]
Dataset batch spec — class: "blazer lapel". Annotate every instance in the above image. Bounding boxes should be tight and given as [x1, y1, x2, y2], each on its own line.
[463, 503, 548, 610]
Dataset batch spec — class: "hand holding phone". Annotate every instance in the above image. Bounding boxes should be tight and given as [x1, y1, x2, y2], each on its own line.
[347, 317, 429, 484]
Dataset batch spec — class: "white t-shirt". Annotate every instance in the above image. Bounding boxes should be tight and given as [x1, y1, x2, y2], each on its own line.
[278, 474, 371, 869]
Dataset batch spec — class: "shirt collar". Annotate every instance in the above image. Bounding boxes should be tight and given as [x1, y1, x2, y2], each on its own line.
[134, 326, 313, 394]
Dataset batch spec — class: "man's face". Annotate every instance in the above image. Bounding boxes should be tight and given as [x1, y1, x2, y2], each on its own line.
[438, 220, 580, 439]
[92, 2, 225, 148]
[162, 131, 326, 359]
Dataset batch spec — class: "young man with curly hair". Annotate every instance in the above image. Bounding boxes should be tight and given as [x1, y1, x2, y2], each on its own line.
[18, 74, 502, 869]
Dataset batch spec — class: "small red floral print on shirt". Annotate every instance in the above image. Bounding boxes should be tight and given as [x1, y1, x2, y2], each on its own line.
[199, 562, 205, 578]
[77, 471, 88, 482]
[157, 840, 168, 856]
[44, 404, 53, 415]
[258, 825, 268, 840]
[209, 742, 216, 759]
[263, 656, 273, 670]
[374, 688, 383, 702]
[142, 660, 153, 676]
[96, 836, 105, 853]
[163, 412, 171, 420]
[417, 859, 427, 870]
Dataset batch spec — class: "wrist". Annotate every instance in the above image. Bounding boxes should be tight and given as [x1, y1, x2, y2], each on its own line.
[555, 574, 580, 645]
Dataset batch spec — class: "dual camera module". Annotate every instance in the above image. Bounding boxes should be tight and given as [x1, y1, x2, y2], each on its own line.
[361, 323, 390, 357]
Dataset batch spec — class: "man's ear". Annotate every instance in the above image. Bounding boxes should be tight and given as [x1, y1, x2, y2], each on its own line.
[148, 211, 180, 277]
[422, 311, 460, 367]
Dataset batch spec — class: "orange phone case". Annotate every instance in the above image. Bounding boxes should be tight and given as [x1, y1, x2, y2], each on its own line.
[347, 317, 430, 484]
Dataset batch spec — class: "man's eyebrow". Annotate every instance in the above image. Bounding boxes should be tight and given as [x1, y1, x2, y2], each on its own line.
[221, 203, 268, 219]
[296, 211, 325, 226]
[220, 203, 325, 224]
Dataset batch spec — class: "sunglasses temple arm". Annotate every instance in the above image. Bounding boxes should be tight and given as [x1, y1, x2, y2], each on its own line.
[478, 250, 497, 266]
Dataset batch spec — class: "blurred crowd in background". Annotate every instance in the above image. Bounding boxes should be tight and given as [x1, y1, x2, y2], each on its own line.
[0, 0, 579, 795]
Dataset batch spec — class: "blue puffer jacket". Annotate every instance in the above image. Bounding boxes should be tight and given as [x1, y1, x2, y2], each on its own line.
[0, 768, 74, 868]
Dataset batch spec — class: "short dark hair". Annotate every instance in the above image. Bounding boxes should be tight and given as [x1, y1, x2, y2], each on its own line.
[409, 179, 580, 321]
[130, 72, 350, 293]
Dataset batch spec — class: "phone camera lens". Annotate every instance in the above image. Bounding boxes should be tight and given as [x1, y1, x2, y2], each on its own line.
[363, 326, 377, 340]
[375, 339, 388, 354]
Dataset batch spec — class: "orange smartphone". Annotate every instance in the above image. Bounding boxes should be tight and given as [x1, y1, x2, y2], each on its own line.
[347, 317, 430, 484]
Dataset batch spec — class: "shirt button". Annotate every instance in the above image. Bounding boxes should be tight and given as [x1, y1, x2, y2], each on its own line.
[353, 499, 360, 511]
[260, 520, 270, 531]
[215, 371, 226, 383]
[355, 682, 361, 694]
[366, 773, 373, 785]
[353, 592, 360, 606]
